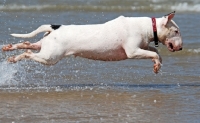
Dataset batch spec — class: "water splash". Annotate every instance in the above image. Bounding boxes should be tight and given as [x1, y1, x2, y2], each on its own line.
[0, 0, 6, 16]
[0, 61, 18, 86]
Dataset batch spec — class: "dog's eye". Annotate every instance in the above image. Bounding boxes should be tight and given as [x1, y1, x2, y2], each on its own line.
[175, 30, 179, 34]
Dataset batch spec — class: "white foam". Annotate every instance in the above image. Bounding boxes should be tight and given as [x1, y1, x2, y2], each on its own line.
[0, 4, 56, 11]
[0, 3, 200, 12]
[188, 48, 200, 53]
[171, 3, 200, 12]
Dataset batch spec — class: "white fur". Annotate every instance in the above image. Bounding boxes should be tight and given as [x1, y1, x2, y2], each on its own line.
[5, 15, 182, 73]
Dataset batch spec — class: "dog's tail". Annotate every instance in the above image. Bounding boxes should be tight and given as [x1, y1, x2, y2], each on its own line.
[11, 25, 54, 38]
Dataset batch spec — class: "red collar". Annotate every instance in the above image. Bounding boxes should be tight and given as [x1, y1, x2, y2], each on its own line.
[151, 17, 159, 47]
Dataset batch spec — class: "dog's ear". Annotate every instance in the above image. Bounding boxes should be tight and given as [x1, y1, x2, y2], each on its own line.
[164, 11, 175, 17]
[163, 11, 175, 26]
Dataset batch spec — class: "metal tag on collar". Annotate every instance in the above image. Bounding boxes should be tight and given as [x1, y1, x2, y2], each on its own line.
[154, 31, 159, 47]
[155, 43, 159, 47]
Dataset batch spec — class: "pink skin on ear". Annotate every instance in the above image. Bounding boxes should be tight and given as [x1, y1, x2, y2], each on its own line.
[163, 13, 175, 26]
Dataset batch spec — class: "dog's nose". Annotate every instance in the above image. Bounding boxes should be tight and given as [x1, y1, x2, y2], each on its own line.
[179, 47, 182, 50]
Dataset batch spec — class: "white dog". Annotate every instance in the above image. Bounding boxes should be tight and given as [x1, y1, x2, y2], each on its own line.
[2, 11, 182, 73]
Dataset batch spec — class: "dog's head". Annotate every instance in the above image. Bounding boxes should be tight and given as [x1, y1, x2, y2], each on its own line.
[158, 11, 183, 52]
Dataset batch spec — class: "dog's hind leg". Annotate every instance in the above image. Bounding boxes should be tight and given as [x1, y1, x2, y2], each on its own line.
[2, 41, 41, 51]
[7, 50, 47, 64]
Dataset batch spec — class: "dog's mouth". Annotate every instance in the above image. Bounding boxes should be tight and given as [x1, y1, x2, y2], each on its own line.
[167, 42, 175, 52]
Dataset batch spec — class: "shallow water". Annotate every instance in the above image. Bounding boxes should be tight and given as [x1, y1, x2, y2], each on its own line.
[0, 0, 200, 123]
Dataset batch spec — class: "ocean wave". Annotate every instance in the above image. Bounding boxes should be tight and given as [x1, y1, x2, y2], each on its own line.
[159, 47, 200, 56]
[0, 3, 200, 12]
[188, 48, 200, 54]
[171, 2, 200, 12]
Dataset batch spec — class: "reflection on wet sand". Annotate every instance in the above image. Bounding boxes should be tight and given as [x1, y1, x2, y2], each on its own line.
[0, 87, 199, 123]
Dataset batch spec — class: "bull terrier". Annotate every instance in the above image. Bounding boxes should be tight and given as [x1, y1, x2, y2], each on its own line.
[2, 11, 182, 73]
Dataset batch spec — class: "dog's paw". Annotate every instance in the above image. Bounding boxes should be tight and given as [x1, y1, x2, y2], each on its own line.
[152, 58, 162, 74]
[2, 44, 13, 51]
[7, 56, 16, 63]
[153, 63, 161, 74]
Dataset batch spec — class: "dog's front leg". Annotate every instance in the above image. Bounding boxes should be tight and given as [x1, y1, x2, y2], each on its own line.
[148, 46, 162, 64]
[125, 48, 161, 73]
